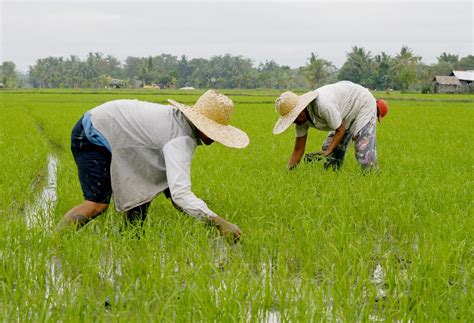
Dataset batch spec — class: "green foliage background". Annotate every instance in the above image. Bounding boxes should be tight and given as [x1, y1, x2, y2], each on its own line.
[2, 49, 473, 91]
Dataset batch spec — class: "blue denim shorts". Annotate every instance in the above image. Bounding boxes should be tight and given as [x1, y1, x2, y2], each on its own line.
[71, 117, 112, 204]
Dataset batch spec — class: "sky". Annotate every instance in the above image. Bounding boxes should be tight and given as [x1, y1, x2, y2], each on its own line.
[1, 0, 473, 72]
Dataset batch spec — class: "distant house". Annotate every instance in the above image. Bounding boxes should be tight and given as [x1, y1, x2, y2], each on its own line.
[107, 78, 123, 89]
[143, 83, 160, 89]
[433, 76, 462, 93]
[450, 70, 474, 92]
[0, 82, 4, 89]
[179, 86, 195, 90]
[134, 80, 143, 88]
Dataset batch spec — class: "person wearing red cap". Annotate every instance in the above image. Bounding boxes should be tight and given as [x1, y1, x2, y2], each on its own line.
[273, 81, 388, 171]
[376, 99, 389, 122]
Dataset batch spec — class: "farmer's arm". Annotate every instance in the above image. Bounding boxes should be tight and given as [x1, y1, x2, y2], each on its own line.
[288, 134, 307, 170]
[163, 136, 217, 220]
[321, 123, 345, 156]
[162, 188, 184, 212]
[315, 101, 344, 156]
[163, 136, 241, 240]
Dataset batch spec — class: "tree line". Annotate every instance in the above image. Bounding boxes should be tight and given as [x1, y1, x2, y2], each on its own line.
[1, 46, 473, 91]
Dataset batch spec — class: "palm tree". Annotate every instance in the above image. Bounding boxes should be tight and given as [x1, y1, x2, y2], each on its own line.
[391, 46, 421, 90]
[437, 52, 459, 65]
[374, 52, 393, 90]
[338, 46, 376, 88]
[304, 52, 335, 88]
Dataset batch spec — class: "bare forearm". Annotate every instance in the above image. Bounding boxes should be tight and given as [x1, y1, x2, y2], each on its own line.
[288, 150, 304, 169]
[288, 135, 307, 169]
[324, 124, 345, 155]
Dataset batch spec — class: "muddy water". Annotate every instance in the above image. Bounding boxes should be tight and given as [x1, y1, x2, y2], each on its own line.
[213, 241, 282, 322]
[372, 263, 386, 300]
[25, 155, 58, 229]
[215, 242, 392, 321]
[21, 158, 390, 321]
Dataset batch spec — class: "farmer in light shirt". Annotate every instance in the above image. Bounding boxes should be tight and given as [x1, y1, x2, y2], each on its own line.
[57, 90, 249, 242]
[273, 81, 388, 171]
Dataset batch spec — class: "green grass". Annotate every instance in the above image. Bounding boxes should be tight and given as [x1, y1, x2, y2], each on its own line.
[372, 90, 474, 102]
[0, 90, 472, 321]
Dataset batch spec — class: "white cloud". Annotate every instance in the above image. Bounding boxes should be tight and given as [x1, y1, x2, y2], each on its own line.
[1, 0, 472, 72]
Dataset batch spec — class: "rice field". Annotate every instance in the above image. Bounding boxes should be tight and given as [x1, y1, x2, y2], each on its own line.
[0, 89, 472, 321]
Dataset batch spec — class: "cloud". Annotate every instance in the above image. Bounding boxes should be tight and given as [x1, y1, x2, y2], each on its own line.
[1, 1, 472, 72]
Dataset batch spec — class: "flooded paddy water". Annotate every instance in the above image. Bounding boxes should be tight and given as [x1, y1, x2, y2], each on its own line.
[25, 155, 58, 230]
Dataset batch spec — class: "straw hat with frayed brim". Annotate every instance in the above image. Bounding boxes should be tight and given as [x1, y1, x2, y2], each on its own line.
[273, 91, 318, 134]
[168, 90, 249, 148]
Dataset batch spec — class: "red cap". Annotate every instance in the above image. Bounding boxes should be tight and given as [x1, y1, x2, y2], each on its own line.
[376, 99, 388, 122]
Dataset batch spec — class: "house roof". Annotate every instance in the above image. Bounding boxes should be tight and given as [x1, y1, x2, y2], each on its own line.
[433, 76, 462, 86]
[451, 70, 474, 81]
[109, 78, 122, 84]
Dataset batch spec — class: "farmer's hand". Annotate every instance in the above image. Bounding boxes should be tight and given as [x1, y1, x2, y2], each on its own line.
[317, 150, 331, 156]
[210, 216, 242, 243]
[304, 150, 329, 163]
[288, 161, 299, 171]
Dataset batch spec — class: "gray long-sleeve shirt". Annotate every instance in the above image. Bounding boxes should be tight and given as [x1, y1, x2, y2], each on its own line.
[89, 99, 217, 219]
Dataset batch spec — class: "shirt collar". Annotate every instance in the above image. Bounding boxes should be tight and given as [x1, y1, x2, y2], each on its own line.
[306, 100, 317, 126]
[182, 115, 202, 146]
[195, 128, 202, 146]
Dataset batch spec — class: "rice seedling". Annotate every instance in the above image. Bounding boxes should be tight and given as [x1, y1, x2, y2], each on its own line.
[0, 90, 472, 321]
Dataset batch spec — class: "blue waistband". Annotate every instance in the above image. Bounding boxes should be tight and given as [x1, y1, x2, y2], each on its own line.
[82, 112, 112, 152]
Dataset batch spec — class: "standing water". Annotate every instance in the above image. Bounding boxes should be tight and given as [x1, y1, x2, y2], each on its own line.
[25, 154, 58, 229]
[372, 263, 386, 300]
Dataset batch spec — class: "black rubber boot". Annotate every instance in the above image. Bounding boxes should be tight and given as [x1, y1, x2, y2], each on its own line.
[124, 202, 150, 227]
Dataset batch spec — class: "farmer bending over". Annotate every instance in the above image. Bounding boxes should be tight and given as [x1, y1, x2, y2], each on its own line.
[56, 90, 249, 241]
[273, 81, 388, 171]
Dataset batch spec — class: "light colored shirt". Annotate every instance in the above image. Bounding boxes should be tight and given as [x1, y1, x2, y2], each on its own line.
[82, 112, 111, 151]
[89, 99, 217, 220]
[295, 81, 376, 137]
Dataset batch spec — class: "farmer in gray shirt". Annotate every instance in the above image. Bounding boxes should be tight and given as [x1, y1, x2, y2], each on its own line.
[273, 81, 388, 171]
[57, 90, 249, 241]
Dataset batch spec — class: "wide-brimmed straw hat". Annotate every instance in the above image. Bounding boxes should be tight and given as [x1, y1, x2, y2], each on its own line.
[273, 90, 318, 134]
[168, 90, 249, 148]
